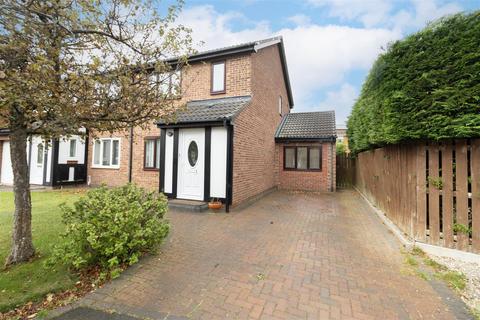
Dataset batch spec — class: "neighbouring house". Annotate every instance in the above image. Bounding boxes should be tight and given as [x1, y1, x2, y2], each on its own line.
[87, 36, 337, 209]
[0, 129, 88, 187]
[336, 127, 350, 153]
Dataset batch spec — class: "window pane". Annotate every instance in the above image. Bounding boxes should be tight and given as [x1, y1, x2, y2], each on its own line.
[94, 140, 101, 165]
[102, 140, 111, 166]
[156, 139, 161, 168]
[309, 148, 321, 169]
[145, 139, 155, 168]
[37, 144, 44, 165]
[285, 148, 295, 168]
[278, 96, 282, 115]
[112, 140, 119, 166]
[212, 62, 225, 92]
[69, 139, 76, 157]
[297, 147, 308, 169]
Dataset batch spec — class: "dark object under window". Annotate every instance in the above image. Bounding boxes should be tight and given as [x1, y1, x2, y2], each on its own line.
[284, 146, 322, 171]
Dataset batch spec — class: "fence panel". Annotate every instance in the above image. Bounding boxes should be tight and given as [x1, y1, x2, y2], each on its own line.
[336, 153, 356, 188]
[355, 139, 479, 253]
[442, 143, 454, 248]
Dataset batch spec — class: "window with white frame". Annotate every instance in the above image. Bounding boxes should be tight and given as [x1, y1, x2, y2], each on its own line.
[69, 139, 77, 157]
[144, 137, 161, 170]
[92, 138, 120, 168]
[150, 70, 181, 97]
[211, 61, 226, 93]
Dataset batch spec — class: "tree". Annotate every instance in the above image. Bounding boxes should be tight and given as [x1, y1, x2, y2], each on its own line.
[347, 12, 480, 153]
[0, 0, 194, 266]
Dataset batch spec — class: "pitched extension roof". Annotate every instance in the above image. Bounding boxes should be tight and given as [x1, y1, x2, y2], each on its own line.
[275, 111, 336, 141]
[157, 96, 251, 127]
[167, 36, 294, 108]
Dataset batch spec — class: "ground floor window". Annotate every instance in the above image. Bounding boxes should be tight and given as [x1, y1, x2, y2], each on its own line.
[144, 137, 160, 170]
[93, 138, 120, 168]
[284, 146, 322, 171]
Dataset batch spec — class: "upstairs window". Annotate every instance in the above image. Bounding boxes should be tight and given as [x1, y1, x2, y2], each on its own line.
[284, 146, 322, 171]
[93, 138, 120, 168]
[144, 137, 161, 170]
[150, 70, 181, 97]
[211, 61, 226, 94]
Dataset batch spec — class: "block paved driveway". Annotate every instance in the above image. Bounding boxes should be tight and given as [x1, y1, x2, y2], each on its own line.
[60, 190, 469, 320]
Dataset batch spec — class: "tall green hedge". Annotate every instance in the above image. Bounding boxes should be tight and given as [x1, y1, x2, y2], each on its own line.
[347, 12, 480, 153]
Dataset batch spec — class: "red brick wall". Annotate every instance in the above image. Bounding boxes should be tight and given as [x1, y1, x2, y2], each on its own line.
[88, 54, 253, 190]
[232, 45, 290, 205]
[276, 142, 336, 192]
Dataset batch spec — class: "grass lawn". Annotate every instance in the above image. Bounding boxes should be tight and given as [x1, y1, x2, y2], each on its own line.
[0, 189, 85, 313]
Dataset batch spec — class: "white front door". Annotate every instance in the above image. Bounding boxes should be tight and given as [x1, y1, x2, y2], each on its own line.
[1, 141, 13, 185]
[177, 128, 205, 201]
[29, 136, 45, 185]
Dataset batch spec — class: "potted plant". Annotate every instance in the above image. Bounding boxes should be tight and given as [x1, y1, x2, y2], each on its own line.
[208, 198, 223, 210]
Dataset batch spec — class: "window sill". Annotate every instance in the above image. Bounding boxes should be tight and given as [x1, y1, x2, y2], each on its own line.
[143, 168, 160, 172]
[91, 165, 120, 170]
[211, 90, 226, 95]
[283, 168, 322, 172]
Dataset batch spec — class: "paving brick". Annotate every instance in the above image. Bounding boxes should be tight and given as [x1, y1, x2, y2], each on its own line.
[70, 190, 464, 319]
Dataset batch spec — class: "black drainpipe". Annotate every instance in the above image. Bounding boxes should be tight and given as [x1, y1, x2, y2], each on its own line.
[225, 119, 234, 213]
[128, 127, 134, 183]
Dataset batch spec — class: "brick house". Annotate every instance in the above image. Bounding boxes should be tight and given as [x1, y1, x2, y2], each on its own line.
[85, 36, 337, 209]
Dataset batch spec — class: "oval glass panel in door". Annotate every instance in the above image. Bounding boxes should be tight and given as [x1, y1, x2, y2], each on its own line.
[188, 141, 198, 167]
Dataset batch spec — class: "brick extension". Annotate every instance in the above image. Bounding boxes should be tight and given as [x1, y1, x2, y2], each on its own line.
[63, 190, 468, 320]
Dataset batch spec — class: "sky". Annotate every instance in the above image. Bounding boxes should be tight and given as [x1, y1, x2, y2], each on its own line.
[169, 0, 478, 127]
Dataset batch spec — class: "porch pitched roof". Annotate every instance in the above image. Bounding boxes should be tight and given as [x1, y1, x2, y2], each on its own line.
[158, 96, 251, 127]
[275, 111, 336, 141]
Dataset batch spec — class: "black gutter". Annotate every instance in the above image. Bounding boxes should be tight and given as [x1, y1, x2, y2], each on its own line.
[157, 120, 226, 129]
[204, 127, 211, 202]
[275, 137, 337, 143]
[159, 128, 166, 193]
[277, 40, 294, 108]
[166, 46, 255, 66]
[172, 129, 179, 198]
[128, 127, 134, 183]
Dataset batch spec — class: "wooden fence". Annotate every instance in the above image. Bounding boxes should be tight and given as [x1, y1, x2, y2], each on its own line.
[355, 140, 480, 253]
[336, 153, 356, 188]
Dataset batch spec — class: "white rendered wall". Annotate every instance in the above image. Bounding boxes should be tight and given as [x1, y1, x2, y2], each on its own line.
[164, 129, 174, 194]
[210, 126, 227, 198]
[58, 135, 85, 164]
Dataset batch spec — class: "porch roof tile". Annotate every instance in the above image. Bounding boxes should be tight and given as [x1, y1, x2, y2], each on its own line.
[275, 111, 336, 141]
[158, 95, 251, 126]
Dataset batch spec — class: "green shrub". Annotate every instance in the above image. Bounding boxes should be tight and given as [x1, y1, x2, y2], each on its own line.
[348, 12, 480, 153]
[47, 184, 169, 278]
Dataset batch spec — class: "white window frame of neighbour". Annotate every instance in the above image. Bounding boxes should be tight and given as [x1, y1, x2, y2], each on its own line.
[69, 139, 77, 158]
[150, 70, 181, 98]
[92, 138, 121, 169]
[278, 95, 282, 115]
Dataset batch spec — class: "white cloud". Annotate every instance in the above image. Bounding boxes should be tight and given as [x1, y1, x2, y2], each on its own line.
[178, 5, 399, 111]
[314, 83, 358, 126]
[307, 0, 393, 27]
[287, 14, 312, 26]
[308, 0, 462, 32]
[391, 0, 462, 32]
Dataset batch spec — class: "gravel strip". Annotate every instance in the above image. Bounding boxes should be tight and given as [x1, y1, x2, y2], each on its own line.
[431, 255, 480, 312]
